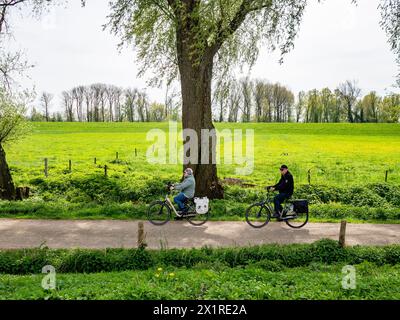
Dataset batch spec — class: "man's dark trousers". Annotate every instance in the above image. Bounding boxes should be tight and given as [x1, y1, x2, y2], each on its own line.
[274, 193, 291, 215]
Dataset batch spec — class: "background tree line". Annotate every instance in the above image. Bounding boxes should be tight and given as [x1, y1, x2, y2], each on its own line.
[212, 78, 400, 123]
[30, 83, 181, 123]
[30, 79, 400, 124]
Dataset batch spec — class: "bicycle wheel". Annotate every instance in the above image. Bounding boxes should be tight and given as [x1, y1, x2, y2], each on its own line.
[147, 201, 171, 226]
[285, 211, 309, 229]
[186, 209, 210, 226]
[245, 203, 271, 228]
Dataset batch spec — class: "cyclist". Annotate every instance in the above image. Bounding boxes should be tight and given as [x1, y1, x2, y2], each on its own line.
[268, 165, 294, 218]
[172, 168, 196, 214]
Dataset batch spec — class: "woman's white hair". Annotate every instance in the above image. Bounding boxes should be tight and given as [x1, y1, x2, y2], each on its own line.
[184, 168, 193, 175]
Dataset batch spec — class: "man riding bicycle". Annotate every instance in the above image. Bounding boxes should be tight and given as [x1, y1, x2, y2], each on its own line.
[171, 168, 196, 215]
[268, 165, 294, 218]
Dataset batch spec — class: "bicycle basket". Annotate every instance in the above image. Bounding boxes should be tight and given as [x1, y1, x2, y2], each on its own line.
[293, 200, 309, 214]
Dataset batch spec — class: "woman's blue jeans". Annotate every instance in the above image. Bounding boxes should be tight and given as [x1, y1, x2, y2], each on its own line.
[174, 192, 188, 211]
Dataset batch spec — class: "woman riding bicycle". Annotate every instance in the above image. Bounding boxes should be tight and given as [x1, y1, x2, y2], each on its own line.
[171, 168, 196, 214]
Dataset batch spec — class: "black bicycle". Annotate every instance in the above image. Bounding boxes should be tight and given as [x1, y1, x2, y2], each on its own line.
[147, 182, 210, 226]
[245, 190, 309, 229]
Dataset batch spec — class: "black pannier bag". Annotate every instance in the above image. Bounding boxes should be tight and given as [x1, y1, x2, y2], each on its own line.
[293, 200, 309, 214]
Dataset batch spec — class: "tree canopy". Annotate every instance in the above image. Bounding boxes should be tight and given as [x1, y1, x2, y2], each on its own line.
[0, 90, 29, 145]
[106, 0, 308, 86]
[106, 0, 400, 87]
[378, 0, 400, 86]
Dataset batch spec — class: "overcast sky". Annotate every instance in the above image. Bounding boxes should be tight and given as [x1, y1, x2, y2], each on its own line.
[8, 0, 399, 111]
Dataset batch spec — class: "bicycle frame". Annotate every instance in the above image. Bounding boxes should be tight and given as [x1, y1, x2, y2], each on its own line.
[262, 191, 293, 215]
[163, 183, 207, 218]
[165, 194, 184, 217]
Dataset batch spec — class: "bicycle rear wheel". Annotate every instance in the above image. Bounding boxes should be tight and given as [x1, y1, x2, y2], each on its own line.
[147, 201, 171, 226]
[245, 203, 271, 228]
[285, 211, 309, 229]
[186, 210, 210, 226]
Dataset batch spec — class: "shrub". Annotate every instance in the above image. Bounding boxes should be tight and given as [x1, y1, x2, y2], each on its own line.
[252, 259, 285, 272]
[310, 239, 349, 264]
[0, 241, 399, 275]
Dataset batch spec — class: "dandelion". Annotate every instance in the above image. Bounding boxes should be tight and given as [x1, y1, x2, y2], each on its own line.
[169, 273, 175, 278]
[157, 267, 163, 272]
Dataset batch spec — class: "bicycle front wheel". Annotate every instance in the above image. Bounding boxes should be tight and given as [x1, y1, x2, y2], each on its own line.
[245, 203, 271, 228]
[147, 201, 171, 226]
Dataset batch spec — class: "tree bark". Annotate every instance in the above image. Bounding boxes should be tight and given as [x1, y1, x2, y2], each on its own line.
[179, 55, 224, 199]
[0, 143, 16, 200]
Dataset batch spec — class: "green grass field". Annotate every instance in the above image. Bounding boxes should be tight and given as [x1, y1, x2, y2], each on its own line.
[7, 122, 400, 186]
[1, 122, 399, 222]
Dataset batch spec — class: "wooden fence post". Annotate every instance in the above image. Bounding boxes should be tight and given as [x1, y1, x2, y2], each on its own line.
[23, 187, 30, 199]
[16, 187, 30, 201]
[135, 148, 137, 157]
[385, 170, 389, 182]
[94, 157, 97, 165]
[104, 165, 108, 177]
[339, 220, 347, 248]
[69, 160, 72, 173]
[116, 152, 119, 160]
[44, 158, 48, 177]
[138, 222, 146, 248]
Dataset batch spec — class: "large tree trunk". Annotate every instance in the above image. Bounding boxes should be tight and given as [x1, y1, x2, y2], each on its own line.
[179, 55, 224, 199]
[0, 144, 16, 200]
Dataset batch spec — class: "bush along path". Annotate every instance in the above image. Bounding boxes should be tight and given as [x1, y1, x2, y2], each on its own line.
[0, 182, 399, 223]
[0, 219, 399, 249]
[0, 239, 399, 275]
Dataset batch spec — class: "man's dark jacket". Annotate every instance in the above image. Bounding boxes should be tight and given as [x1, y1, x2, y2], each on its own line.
[274, 171, 294, 196]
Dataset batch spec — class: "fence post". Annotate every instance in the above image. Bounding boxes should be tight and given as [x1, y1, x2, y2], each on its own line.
[24, 187, 30, 199]
[135, 148, 137, 157]
[339, 220, 347, 248]
[116, 152, 119, 160]
[94, 157, 97, 165]
[104, 165, 108, 177]
[44, 158, 48, 177]
[138, 222, 146, 248]
[69, 160, 72, 173]
[385, 170, 389, 182]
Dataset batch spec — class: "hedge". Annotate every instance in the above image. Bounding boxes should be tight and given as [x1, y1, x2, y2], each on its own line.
[0, 239, 399, 275]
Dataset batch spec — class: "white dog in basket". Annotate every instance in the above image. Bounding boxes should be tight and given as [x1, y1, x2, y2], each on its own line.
[194, 197, 209, 214]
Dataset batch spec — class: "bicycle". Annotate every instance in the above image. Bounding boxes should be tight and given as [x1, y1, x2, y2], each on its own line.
[147, 182, 210, 226]
[245, 189, 309, 229]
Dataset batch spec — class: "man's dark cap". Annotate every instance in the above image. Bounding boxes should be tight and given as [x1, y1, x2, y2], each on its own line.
[280, 165, 288, 170]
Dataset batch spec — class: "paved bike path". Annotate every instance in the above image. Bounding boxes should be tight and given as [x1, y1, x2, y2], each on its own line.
[0, 219, 399, 249]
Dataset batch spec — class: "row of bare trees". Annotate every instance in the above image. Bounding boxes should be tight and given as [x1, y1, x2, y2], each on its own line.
[212, 79, 400, 123]
[31, 83, 181, 122]
[213, 78, 295, 123]
[30, 79, 400, 124]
